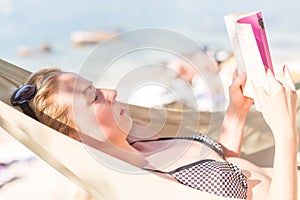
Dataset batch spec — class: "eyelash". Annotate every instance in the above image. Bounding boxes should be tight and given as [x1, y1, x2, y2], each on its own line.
[92, 93, 98, 104]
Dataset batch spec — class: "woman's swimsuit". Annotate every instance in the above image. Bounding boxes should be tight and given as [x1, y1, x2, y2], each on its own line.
[130, 133, 248, 199]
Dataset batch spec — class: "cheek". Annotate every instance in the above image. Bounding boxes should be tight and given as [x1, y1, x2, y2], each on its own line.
[94, 104, 115, 128]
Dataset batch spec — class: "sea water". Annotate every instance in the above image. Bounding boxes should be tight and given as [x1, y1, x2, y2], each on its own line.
[0, 0, 299, 107]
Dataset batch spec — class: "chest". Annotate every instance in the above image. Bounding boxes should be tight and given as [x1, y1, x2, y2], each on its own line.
[133, 140, 223, 171]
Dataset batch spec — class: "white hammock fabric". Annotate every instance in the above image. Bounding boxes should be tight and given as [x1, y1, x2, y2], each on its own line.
[1, 58, 299, 199]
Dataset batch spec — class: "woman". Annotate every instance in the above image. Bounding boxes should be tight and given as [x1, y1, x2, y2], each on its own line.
[11, 66, 299, 199]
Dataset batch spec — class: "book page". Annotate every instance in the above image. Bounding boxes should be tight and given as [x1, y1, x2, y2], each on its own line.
[224, 12, 271, 111]
[236, 22, 268, 111]
[224, 14, 245, 72]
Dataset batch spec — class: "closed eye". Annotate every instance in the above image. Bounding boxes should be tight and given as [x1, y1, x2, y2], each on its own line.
[92, 94, 98, 104]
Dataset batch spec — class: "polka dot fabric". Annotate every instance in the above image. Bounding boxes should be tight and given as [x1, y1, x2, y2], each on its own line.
[171, 160, 247, 199]
[171, 134, 248, 199]
[135, 133, 248, 199]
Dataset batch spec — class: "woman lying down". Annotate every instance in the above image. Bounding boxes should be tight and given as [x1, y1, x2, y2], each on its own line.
[11, 66, 299, 200]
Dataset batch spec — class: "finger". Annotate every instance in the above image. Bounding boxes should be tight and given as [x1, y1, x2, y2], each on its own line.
[251, 80, 268, 106]
[283, 85, 298, 121]
[233, 72, 246, 86]
[266, 68, 278, 84]
[231, 72, 247, 94]
[283, 65, 296, 91]
[232, 67, 239, 82]
[290, 90, 297, 114]
[283, 83, 298, 109]
[266, 68, 282, 92]
[282, 83, 293, 112]
[292, 90, 298, 113]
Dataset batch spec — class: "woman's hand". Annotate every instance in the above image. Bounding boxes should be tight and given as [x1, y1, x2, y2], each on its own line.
[255, 66, 299, 200]
[253, 66, 297, 139]
[227, 69, 254, 116]
[218, 69, 253, 157]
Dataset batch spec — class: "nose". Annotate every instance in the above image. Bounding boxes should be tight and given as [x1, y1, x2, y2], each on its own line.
[100, 89, 117, 104]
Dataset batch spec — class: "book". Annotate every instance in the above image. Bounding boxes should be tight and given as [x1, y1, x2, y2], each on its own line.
[224, 11, 273, 111]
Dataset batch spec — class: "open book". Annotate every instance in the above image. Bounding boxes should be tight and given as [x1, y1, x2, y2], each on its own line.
[224, 11, 273, 111]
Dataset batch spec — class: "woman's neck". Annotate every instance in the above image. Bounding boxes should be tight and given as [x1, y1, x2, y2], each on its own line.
[127, 122, 161, 144]
[80, 131, 148, 168]
[103, 140, 149, 168]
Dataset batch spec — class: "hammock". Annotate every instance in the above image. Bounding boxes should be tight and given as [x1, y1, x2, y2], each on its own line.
[1, 58, 297, 199]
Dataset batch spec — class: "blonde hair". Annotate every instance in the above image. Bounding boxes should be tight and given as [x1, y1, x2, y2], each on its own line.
[26, 68, 80, 140]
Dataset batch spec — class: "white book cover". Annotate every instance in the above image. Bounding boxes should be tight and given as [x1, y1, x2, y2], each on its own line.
[224, 11, 273, 111]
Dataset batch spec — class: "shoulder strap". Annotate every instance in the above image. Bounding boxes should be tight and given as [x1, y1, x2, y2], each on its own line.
[130, 133, 225, 159]
[129, 137, 177, 145]
[142, 159, 215, 174]
[175, 134, 225, 159]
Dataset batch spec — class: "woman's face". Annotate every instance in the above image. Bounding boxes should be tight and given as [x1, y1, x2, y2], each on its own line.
[56, 72, 133, 144]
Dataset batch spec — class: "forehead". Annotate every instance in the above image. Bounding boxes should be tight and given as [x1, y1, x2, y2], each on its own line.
[57, 72, 90, 93]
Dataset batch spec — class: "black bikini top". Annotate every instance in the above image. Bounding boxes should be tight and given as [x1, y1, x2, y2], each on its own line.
[130, 133, 248, 199]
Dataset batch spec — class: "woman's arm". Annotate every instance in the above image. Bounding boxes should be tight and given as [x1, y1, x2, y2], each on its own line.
[253, 67, 298, 200]
[218, 70, 253, 157]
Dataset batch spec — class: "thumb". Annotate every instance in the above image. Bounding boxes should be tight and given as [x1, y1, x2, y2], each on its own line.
[266, 68, 282, 91]
[251, 80, 268, 107]
[232, 72, 246, 87]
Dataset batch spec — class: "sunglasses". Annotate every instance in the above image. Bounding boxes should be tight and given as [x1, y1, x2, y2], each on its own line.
[10, 84, 39, 120]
